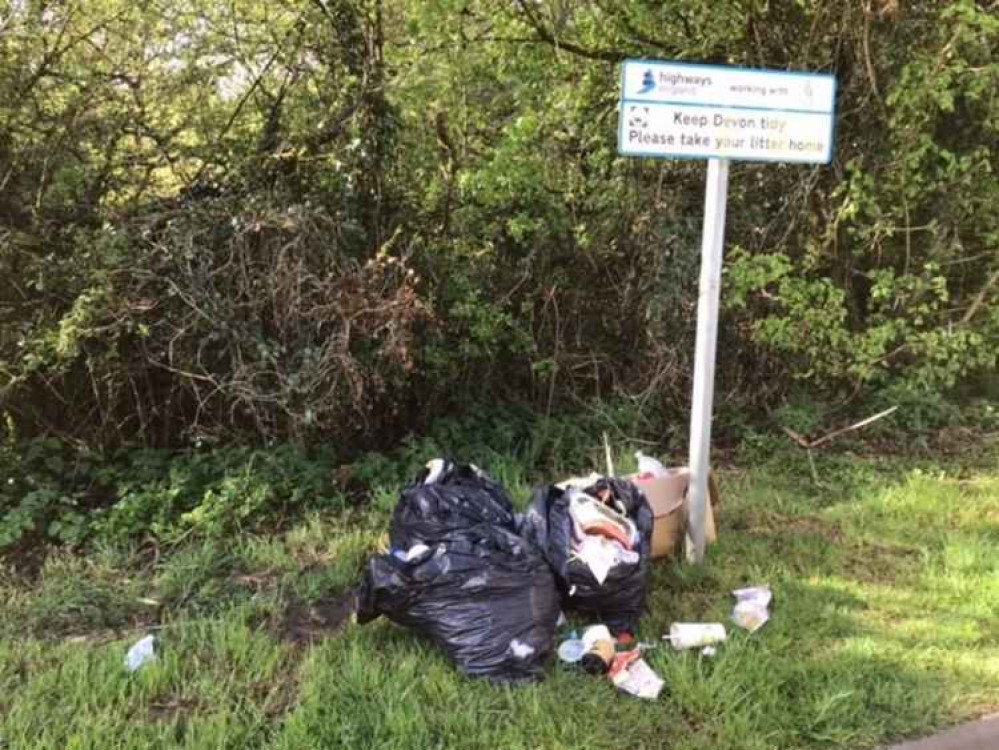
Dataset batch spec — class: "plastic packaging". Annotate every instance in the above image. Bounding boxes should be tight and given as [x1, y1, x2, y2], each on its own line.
[609, 650, 665, 700]
[665, 622, 727, 650]
[731, 585, 772, 633]
[125, 635, 156, 672]
[520, 477, 654, 634]
[557, 639, 586, 663]
[358, 462, 560, 683]
[634, 451, 669, 479]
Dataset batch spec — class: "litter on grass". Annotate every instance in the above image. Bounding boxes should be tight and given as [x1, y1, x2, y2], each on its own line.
[125, 635, 156, 672]
[557, 638, 586, 663]
[580, 624, 615, 675]
[559, 625, 666, 700]
[609, 650, 665, 700]
[732, 585, 772, 632]
[664, 622, 727, 650]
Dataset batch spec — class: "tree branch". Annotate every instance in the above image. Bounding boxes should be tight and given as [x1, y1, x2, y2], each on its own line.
[512, 0, 627, 63]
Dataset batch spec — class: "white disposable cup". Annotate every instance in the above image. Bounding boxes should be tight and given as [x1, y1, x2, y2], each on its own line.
[666, 622, 727, 650]
[581, 624, 613, 649]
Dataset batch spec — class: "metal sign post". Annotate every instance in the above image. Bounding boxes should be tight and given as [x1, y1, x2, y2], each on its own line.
[686, 157, 729, 562]
[617, 60, 836, 563]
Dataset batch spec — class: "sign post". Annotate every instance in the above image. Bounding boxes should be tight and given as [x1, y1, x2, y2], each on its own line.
[617, 60, 836, 563]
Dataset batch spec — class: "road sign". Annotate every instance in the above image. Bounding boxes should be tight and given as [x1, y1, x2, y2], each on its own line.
[617, 60, 837, 563]
[619, 60, 836, 164]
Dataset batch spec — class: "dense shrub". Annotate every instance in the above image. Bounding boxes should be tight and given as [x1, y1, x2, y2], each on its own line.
[0, 0, 996, 451]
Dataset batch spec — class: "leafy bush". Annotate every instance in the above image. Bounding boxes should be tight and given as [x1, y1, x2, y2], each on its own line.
[1, 0, 997, 452]
[0, 440, 342, 551]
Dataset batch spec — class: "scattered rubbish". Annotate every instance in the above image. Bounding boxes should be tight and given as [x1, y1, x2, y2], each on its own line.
[557, 638, 586, 664]
[125, 635, 156, 672]
[555, 472, 603, 491]
[664, 622, 727, 650]
[630, 466, 719, 558]
[608, 650, 665, 700]
[731, 585, 772, 633]
[358, 462, 560, 682]
[616, 631, 635, 647]
[636, 641, 659, 652]
[509, 639, 536, 659]
[390, 543, 430, 562]
[580, 624, 615, 675]
[520, 476, 654, 633]
[556, 611, 567, 627]
[423, 458, 447, 484]
[700, 645, 717, 657]
[567, 488, 637, 548]
[634, 451, 668, 479]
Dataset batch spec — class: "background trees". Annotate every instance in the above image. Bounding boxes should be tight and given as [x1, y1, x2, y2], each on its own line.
[1, 0, 996, 449]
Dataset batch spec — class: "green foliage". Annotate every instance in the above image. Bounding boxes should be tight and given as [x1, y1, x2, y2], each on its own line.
[1, 0, 997, 453]
[0, 440, 342, 551]
[726, 0, 998, 401]
[0, 438, 98, 548]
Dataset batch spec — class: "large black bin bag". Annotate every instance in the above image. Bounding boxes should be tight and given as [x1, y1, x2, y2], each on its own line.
[357, 462, 560, 682]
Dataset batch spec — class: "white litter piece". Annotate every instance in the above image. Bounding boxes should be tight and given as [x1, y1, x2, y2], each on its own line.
[509, 639, 536, 659]
[392, 543, 430, 562]
[555, 473, 603, 490]
[731, 585, 772, 633]
[571, 536, 637, 585]
[664, 622, 727, 650]
[634, 451, 668, 478]
[610, 653, 665, 700]
[423, 458, 446, 484]
[701, 645, 717, 657]
[557, 639, 586, 663]
[125, 635, 156, 672]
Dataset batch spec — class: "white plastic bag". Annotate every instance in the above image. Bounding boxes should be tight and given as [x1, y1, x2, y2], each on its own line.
[634, 451, 668, 478]
[125, 635, 157, 672]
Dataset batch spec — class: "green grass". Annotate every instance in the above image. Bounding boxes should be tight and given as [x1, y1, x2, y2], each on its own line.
[2, 447, 997, 749]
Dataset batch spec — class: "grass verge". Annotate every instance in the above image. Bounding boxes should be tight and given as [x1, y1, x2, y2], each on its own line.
[1, 447, 997, 749]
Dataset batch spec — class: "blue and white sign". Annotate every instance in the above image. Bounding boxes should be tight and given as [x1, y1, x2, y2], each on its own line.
[619, 60, 836, 164]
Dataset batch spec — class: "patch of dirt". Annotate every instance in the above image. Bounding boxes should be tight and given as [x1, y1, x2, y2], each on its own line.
[148, 696, 201, 723]
[730, 509, 843, 542]
[273, 591, 356, 645]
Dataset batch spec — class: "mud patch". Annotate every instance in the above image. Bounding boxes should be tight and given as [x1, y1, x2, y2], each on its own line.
[148, 696, 201, 723]
[274, 591, 356, 644]
[730, 509, 843, 543]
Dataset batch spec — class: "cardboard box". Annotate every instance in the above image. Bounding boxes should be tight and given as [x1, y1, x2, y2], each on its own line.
[631, 468, 718, 558]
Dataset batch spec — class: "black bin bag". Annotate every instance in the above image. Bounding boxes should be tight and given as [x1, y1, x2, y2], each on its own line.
[389, 460, 518, 548]
[519, 476, 654, 634]
[357, 461, 560, 682]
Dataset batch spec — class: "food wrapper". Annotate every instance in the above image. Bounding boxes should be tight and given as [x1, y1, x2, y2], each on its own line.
[731, 585, 772, 633]
[608, 650, 664, 700]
